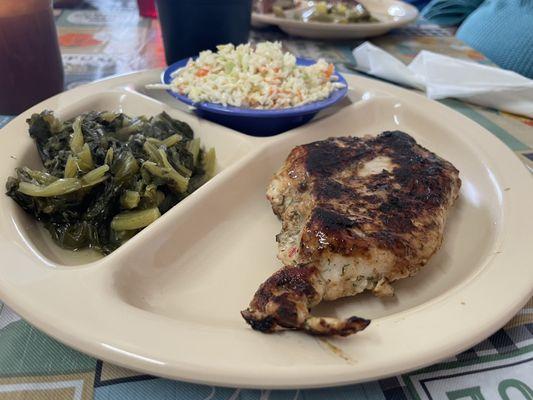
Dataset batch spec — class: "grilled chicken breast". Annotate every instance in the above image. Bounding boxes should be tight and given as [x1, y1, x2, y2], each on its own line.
[242, 131, 461, 336]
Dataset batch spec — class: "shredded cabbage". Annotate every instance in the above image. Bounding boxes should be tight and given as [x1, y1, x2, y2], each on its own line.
[169, 41, 345, 109]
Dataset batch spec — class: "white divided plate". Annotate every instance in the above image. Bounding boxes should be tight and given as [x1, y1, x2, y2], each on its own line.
[252, 0, 419, 39]
[0, 69, 531, 389]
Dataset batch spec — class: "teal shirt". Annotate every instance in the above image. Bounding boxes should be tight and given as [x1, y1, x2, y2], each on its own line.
[422, 0, 533, 78]
[457, 0, 533, 78]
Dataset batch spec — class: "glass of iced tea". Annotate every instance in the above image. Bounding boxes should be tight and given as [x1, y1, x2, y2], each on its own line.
[0, 0, 64, 115]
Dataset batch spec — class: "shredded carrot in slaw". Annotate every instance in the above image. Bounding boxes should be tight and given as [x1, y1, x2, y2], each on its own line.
[169, 42, 345, 109]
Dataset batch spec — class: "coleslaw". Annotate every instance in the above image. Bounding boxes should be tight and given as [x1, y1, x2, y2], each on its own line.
[168, 42, 345, 109]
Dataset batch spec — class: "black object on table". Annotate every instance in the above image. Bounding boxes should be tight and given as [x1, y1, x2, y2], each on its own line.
[156, 0, 252, 65]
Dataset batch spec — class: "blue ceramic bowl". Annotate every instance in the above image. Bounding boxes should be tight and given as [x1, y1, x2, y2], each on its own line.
[162, 57, 348, 136]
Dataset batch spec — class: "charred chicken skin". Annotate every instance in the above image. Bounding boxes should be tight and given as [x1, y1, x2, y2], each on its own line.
[242, 131, 461, 336]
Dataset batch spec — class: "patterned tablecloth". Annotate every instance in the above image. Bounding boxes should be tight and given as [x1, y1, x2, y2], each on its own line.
[0, 1, 532, 399]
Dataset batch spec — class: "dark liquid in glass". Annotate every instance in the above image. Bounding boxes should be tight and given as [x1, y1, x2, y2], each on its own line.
[156, 0, 252, 65]
[0, 1, 64, 115]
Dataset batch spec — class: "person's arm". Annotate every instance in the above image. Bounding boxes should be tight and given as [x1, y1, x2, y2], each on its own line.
[421, 0, 484, 26]
[402, 0, 432, 10]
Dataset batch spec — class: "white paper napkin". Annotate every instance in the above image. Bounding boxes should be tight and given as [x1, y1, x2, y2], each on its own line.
[352, 42, 533, 118]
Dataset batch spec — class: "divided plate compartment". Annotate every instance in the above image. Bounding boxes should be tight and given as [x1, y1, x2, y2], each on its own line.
[0, 69, 529, 388]
[0, 85, 259, 267]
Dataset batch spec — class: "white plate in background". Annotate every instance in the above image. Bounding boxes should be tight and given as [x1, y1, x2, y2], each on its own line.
[252, 0, 419, 39]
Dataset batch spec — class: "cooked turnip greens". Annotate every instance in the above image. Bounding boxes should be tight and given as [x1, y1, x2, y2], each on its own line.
[6, 110, 215, 254]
